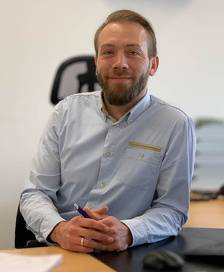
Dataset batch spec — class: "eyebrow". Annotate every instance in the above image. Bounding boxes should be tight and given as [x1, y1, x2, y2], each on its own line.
[126, 44, 141, 47]
[100, 43, 141, 48]
[100, 44, 114, 48]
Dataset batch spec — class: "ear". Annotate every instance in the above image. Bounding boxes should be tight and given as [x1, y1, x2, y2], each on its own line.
[94, 56, 98, 76]
[149, 56, 159, 76]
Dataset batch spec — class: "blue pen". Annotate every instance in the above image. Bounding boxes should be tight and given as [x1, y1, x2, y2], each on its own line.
[74, 203, 90, 218]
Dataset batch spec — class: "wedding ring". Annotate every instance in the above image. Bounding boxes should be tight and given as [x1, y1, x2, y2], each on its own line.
[80, 237, 84, 247]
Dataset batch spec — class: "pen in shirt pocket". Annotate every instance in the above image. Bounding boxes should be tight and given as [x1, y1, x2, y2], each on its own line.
[74, 203, 90, 218]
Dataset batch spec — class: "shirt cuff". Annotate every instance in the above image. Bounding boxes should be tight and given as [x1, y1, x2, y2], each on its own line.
[37, 214, 65, 242]
[121, 218, 147, 247]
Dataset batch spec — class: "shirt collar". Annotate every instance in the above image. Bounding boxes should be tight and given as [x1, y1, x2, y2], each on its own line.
[101, 96, 117, 123]
[100, 91, 151, 125]
[126, 91, 151, 124]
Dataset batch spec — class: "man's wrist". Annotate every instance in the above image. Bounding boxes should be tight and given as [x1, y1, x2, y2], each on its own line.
[48, 221, 65, 243]
[122, 222, 133, 246]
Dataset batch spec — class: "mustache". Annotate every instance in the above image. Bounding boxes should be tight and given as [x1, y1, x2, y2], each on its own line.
[109, 69, 131, 77]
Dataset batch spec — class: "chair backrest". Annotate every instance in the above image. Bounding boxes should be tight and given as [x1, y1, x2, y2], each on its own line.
[50, 55, 99, 105]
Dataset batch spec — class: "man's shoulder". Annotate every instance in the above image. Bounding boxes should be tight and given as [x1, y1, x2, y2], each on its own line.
[150, 95, 190, 121]
[55, 90, 101, 111]
[63, 90, 101, 103]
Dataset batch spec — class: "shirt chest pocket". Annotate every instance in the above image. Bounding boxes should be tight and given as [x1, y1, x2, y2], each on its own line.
[117, 147, 162, 189]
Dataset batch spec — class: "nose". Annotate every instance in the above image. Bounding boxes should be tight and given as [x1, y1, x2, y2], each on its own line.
[112, 52, 128, 70]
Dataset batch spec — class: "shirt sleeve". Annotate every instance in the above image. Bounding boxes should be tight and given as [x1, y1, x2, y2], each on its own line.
[122, 116, 196, 247]
[20, 100, 67, 242]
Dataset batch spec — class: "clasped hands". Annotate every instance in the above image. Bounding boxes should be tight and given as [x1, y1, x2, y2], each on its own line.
[50, 207, 133, 253]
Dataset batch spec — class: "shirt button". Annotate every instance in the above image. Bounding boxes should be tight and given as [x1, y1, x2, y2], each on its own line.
[104, 151, 112, 157]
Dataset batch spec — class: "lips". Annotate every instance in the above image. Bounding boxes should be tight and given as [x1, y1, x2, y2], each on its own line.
[107, 75, 132, 80]
[108, 77, 132, 84]
[108, 77, 131, 79]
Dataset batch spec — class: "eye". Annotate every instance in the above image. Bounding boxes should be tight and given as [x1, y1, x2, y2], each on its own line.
[129, 50, 138, 55]
[127, 50, 141, 57]
[101, 49, 114, 56]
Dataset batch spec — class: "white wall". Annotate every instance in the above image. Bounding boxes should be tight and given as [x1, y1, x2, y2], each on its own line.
[0, 0, 224, 248]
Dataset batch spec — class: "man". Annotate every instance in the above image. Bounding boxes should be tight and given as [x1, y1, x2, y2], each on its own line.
[20, 10, 196, 253]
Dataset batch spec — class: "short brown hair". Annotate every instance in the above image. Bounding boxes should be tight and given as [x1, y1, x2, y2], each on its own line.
[94, 9, 157, 58]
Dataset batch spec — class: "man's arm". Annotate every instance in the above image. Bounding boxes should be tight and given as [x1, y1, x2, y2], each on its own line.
[121, 116, 196, 247]
[20, 101, 65, 242]
[20, 100, 115, 251]
[20, 189, 65, 242]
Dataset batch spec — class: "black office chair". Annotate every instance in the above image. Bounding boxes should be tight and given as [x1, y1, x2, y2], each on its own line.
[50, 55, 99, 105]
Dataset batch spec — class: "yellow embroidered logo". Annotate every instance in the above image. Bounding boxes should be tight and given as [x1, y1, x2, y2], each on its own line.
[128, 141, 161, 152]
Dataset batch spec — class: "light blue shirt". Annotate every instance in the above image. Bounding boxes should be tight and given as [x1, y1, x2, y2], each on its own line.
[20, 91, 196, 247]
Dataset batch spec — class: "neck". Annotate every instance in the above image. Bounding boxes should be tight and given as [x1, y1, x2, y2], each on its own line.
[103, 89, 147, 121]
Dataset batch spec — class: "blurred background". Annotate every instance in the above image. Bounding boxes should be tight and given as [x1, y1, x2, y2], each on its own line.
[1, 0, 224, 248]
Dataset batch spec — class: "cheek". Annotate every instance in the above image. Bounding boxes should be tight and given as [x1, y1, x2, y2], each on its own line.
[133, 62, 150, 76]
[96, 62, 111, 75]
[130, 64, 146, 77]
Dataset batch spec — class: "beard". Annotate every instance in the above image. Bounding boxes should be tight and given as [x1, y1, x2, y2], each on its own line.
[96, 69, 149, 106]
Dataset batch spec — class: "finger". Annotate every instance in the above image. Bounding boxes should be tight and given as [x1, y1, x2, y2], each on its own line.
[79, 228, 114, 244]
[56, 235, 93, 253]
[84, 207, 108, 220]
[65, 236, 107, 252]
[92, 206, 109, 214]
[81, 238, 108, 251]
[74, 245, 94, 253]
[65, 244, 94, 253]
[101, 241, 128, 252]
[84, 207, 99, 220]
[79, 218, 110, 232]
[100, 216, 116, 227]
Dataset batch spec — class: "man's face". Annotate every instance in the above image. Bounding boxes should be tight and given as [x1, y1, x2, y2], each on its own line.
[95, 22, 152, 106]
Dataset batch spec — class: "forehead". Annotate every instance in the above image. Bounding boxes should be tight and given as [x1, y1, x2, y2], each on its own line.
[98, 22, 149, 48]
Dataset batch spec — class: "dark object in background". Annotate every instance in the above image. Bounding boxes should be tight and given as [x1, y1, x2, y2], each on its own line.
[50, 55, 98, 105]
[192, 118, 224, 195]
[142, 250, 185, 270]
[15, 205, 47, 248]
[191, 184, 224, 201]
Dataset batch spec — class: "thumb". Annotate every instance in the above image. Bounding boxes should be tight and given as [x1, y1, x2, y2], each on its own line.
[84, 206, 109, 220]
[93, 206, 109, 214]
